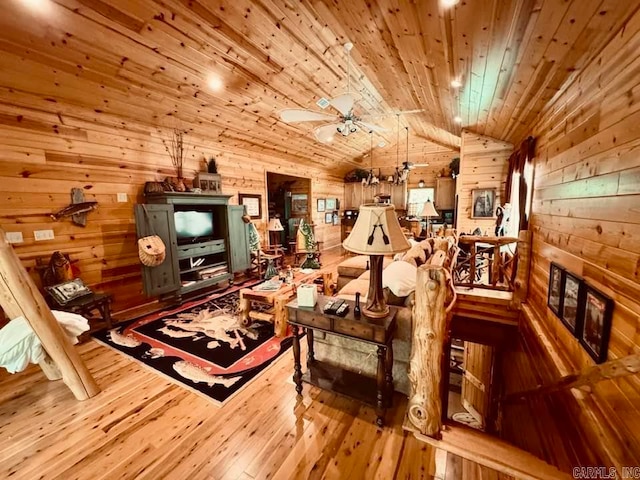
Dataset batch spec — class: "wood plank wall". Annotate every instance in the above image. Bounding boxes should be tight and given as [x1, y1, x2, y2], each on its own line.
[502, 6, 640, 470]
[456, 131, 513, 234]
[0, 106, 343, 315]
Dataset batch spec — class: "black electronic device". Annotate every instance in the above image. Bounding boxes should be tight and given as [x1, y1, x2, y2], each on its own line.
[324, 298, 345, 315]
[335, 302, 349, 317]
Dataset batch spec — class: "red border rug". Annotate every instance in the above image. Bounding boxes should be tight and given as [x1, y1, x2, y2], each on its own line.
[92, 285, 294, 405]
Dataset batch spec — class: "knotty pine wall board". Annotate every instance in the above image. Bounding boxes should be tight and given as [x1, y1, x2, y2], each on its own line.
[456, 131, 513, 235]
[501, 5, 640, 469]
[0, 110, 343, 315]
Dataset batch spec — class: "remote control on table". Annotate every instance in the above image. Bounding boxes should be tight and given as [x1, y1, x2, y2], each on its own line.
[323, 299, 337, 313]
[335, 303, 349, 317]
[325, 299, 345, 314]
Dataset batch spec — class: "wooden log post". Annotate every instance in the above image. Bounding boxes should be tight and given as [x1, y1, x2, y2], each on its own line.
[407, 264, 449, 438]
[510, 230, 532, 310]
[0, 229, 99, 400]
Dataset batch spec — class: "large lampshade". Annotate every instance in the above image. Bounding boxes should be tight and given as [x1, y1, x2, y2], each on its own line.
[267, 218, 284, 231]
[343, 204, 410, 318]
[420, 200, 438, 218]
[343, 204, 410, 255]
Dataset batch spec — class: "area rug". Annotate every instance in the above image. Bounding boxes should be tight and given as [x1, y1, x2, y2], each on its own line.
[92, 286, 294, 406]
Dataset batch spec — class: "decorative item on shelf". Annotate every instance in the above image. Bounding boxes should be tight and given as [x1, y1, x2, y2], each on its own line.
[194, 172, 222, 193]
[267, 216, 284, 247]
[162, 129, 187, 192]
[344, 168, 370, 183]
[207, 157, 218, 173]
[449, 157, 460, 178]
[420, 200, 438, 237]
[342, 204, 410, 318]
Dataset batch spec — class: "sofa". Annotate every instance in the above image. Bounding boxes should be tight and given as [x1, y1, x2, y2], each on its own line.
[314, 236, 457, 395]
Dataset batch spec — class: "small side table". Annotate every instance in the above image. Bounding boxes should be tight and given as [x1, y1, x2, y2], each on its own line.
[56, 292, 113, 331]
[286, 296, 397, 428]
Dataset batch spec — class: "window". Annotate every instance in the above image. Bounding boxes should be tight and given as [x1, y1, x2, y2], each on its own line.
[407, 188, 435, 217]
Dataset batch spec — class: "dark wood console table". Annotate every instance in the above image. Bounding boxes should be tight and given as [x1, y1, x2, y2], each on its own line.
[286, 296, 397, 428]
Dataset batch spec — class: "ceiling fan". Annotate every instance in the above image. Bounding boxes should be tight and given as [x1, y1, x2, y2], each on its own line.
[279, 43, 389, 143]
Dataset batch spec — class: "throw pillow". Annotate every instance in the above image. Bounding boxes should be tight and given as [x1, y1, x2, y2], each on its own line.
[383, 260, 418, 297]
[402, 244, 426, 265]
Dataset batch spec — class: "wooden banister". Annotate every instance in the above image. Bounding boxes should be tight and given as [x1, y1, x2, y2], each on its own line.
[503, 353, 640, 403]
[454, 235, 520, 292]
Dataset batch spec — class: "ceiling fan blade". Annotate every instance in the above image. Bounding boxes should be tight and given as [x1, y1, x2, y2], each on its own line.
[314, 124, 341, 143]
[279, 109, 339, 123]
[356, 121, 389, 133]
[330, 93, 356, 116]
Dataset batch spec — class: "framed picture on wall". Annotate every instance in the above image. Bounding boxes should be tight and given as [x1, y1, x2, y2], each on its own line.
[317, 198, 325, 212]
[332, 212, 340, 225]
[325, 198, 336, 210]
[324, 212, 333, 224]
[471, 188, 496, 218]
[561, 271, 584, 335]
[239, 193, 262, 219]
[547, 262, 564, 318]
[579, 286, 613, 364]
[291, 193, 308, 215]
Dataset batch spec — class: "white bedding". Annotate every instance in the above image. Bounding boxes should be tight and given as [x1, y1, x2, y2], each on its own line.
[0, 311, 89, 374]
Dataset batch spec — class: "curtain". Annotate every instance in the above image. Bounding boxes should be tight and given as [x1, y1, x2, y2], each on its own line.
[505, 136, 536, 231]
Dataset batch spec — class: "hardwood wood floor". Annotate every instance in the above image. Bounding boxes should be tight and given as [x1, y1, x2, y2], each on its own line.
[0, 249, 514, 479]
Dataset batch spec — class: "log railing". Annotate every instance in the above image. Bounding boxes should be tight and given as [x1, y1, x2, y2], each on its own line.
[406, 243, 458, 438]
[453, 235, 519, 291]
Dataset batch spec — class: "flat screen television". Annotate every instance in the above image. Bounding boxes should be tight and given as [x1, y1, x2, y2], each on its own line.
[174, 211, 214, 244]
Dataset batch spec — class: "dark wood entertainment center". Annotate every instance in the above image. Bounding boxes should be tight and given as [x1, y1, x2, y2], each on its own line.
[134, 192, 251, 299]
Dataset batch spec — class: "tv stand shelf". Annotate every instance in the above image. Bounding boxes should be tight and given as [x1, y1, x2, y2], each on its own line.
[135, 193, 250, 299]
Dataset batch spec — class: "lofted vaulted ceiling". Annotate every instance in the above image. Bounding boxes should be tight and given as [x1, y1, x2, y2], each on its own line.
[0, 0, 637, 173]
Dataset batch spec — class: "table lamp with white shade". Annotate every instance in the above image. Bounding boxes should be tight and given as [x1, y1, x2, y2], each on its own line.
[267, 217, 284, 247]
[342, 204, 410, 318]
[420, 200, 438, 238]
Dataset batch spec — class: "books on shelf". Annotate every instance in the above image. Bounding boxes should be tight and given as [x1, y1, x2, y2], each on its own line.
[197, 264, 228, 280]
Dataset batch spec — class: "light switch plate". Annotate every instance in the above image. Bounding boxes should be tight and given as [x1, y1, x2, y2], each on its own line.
[5, 232, 24, 244]
[117, 192, 128, 202]
[34, 229, 55, 241]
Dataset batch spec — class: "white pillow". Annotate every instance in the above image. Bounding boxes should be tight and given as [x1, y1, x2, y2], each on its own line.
[383, 260, 417, 297]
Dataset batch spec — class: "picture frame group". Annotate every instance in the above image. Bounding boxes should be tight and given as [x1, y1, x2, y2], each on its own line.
[547, 262, 613, 363]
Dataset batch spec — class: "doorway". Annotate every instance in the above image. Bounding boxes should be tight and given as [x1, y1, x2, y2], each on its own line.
[266, 172, 312, 251]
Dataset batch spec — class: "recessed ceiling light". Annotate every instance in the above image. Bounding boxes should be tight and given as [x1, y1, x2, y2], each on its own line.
[441, 0, 460, 7]
[451, 79, 463, 88]
[454, 116, 462, 124]
[207, 75, 223, 91]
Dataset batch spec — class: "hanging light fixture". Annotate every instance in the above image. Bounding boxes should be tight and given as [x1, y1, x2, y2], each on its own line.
[362, 131, 379, 187]
[398, 126, 410, 183]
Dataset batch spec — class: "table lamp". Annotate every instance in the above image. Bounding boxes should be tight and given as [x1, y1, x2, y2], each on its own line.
[267, 217, 284, 247]
[420, 200, 438, 238]
[343, 204, 410, 318]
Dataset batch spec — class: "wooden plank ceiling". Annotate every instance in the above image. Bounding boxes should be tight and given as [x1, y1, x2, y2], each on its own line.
[0, 0, 636, 173]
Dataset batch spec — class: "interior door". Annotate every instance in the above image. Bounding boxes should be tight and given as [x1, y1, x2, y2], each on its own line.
[461, 342, 494, 430]
[134, 204, 181, 296]
[227, 205, 250, 273]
